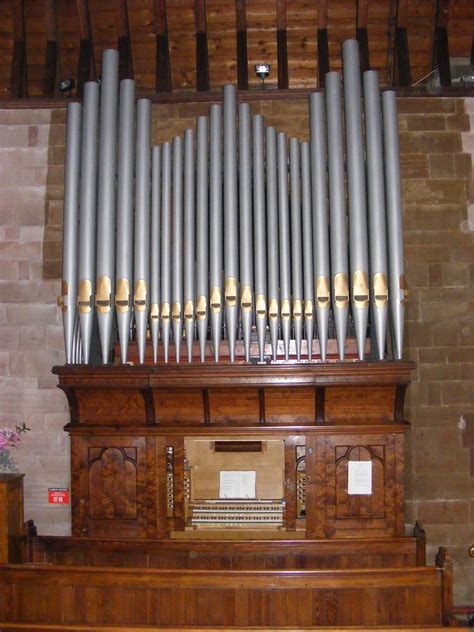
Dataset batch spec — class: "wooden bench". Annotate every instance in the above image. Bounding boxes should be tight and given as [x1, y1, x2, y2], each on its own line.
[25, 534, 424, 570]
[0, 563, 454, 627]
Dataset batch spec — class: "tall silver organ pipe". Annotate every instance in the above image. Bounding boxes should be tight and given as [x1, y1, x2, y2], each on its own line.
[134, 99, 151, 364]
[301, 142, 314, 360]
[265, 126, 280, 362]
[160, 142, 172, 363]
[289, 138, 303, 362]
[383, 90, 407, 360]
[223, 85, 238, 362]
[77, 82, 99, 365]
[363, 71, 389, 360]
[342, 40, 370, 361]
[172, 136, 184, 363]
[115, 79, 135, 364]
[239, 103, 253, 362]
[253, 115, 267, 362]
[196, 116, 209, 362]
[209, 104, 223, 362]
[277, 132, 292, 361]
[150, 145, 161, 363]
[59, 39, 407, 366]
[325, 71, 349, 360]
[95, 49, 119, 364]
[309, 92, 330, 361]
[59, 101, 81, 364]
[184, 128, 196, 363]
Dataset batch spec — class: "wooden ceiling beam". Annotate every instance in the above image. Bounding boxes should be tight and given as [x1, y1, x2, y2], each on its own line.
[10, 0, 27, 98]
[235, 0, 249, 90]
[42, 0, 60, 98]
[76, 0, 96, 98]
[432, 0, 451, 87]
[317, 0, 329, 88]
[194, 0, 210, 91]
[154, 0, 172, 92]
[356, 0, 370, 73]
[387, 0, 411, 88]
[116, 0, 133, 80]
[276, 0, 289, 89]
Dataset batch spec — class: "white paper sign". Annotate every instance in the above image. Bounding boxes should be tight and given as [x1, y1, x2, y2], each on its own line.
[348, 461, 372, 495]
[219, 471, 256, 499]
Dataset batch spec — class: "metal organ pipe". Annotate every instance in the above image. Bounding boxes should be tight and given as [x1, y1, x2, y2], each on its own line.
[115, 79, 135, 365]
[363, 70, 389, 360]
[59, 41, 407, 366]
[59, 101, 82, 365]
[383, 90, 407, 360]
[77, 82, 99, 365]
[95, 49, 119, 364]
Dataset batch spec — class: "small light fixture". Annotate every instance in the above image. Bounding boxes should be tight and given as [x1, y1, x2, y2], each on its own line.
[255, 63, 270, 88]
[58, 78, 75, 93]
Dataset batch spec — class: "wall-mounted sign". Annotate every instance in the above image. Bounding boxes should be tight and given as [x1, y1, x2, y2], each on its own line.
[48, 488, 69, 505]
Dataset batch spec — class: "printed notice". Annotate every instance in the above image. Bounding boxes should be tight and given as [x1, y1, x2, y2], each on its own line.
[348, 461, 372, 495]
[219, 471, 256, 499]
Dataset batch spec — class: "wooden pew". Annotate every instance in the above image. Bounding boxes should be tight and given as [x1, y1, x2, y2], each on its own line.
[26, 535, 423, 570]
[0, 564, 453, 627]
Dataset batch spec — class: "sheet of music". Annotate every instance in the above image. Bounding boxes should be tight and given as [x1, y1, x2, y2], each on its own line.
[219, 471, 256, 498]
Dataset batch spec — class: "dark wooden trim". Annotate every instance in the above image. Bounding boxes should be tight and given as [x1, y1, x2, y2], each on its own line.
[276, 0, 288, 89]
[118, 35, 133, 81]
[76, 39, 92, 99]
[413, 521, 426, 566]
[277, 30, 289, 89]
[235, 0, 248, 90]
[317, 29, 329, 88]
[433, 26, 451, 87]
[394, 383, 407, 421]
[315, 386, 325, 423]
[195, 0, 210, 91]
[471, 32, 474, 65]
[356, 27, 370, 73]
[42, 40, 58, 98]
[75, 0, 96, 79]
[10, 40, 27, 99]
[201, 388, 210, 424]
[258, 386, 265, 424]
[395, 26, 412, 87]
[154, 0, 172, 92]
[141, 388, 156, 424]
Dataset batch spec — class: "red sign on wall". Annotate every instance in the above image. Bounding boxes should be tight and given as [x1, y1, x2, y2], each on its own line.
[48, 488, 69, 505]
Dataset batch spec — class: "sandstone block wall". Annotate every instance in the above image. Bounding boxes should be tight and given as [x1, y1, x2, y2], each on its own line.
[1, 96, 473, 603]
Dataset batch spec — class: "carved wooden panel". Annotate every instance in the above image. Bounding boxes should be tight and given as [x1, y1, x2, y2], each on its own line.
[153, 388, 204, 424]
[74, 387, 147, 424]
[72, 437, 151, 538]
[321, 434, 398, 538]
[324, 386, 396, 422]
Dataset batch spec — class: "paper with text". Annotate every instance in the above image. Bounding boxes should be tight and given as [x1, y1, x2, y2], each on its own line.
[219, 470, 256, 498]
[348, 461, 372, 495]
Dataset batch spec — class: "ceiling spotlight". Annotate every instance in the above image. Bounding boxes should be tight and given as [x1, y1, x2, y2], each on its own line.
[255, 63, 270, 87]
[58, 78, 75, 93]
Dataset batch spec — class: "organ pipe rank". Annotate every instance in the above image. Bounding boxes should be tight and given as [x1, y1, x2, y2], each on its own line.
[58, 39, 407, 365]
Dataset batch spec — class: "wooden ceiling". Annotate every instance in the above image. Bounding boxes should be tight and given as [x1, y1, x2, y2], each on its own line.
[1, 0, 473, 101]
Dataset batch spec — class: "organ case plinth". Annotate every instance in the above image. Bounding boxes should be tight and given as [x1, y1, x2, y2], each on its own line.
[54, 361, 412, 541]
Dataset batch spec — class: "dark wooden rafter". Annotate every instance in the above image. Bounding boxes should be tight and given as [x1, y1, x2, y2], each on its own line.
[43, 0, 60, 97]
[194, 0, 210, 91]
[154, 0, 172, 93]
[471, 32, 474, 65]
[387, 0, 411, 88]
[276, 0, 289, 89]
[432, 0, 451, 87]
[317, 0, 329, 88]
[10, 0, 27, 98]
[356, 0, 370, 73]
[235, 0, 248, 90]
[76, 0, 96, 99]
[116, 0, 133, 80]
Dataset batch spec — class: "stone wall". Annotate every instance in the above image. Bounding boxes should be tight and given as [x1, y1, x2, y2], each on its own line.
[0, 96, 472, 603]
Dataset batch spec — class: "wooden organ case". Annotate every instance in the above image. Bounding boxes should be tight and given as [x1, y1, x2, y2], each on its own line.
[56, 361, 410, 541]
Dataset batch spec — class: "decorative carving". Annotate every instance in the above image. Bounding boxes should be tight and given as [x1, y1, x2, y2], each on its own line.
[88, 447, 138, 519]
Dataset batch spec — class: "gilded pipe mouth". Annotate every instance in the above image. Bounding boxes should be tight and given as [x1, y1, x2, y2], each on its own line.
[304, 299, 313, 320]
[172, 302, 182, 323]
[115, 278, 130, 314]
[57, 280, 68, 312]
[333, 273, 349, 309]
[150, 303, 159, 321]
[225, 277, 237, 306]
[210, 287, 221, 314]
[133, 279, 147, 312]
[281, 298, 291, 321]
[352, 270, 369, 309]
[96, 276, 112, 314]
[293, 299, 303, 321]
[196, 295, 207, 320]
[373, 272, 388, 308]
[240, 285, 253, 313]
[315, 276, 330, 309]
[184, 300, 194, 322]
[161, 302, 170, 321]
[256, 294, 266, 318]
[268, 298, 279, 321]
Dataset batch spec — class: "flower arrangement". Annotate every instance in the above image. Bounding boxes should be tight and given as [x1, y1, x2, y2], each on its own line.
[0, 422, 29, 472]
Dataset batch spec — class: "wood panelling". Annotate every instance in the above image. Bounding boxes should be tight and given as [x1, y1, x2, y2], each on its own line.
[1, 0, 473, 97]
[0, 564, 447, 626]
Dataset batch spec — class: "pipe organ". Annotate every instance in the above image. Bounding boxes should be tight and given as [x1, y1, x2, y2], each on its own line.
[58, 39, 407, 367]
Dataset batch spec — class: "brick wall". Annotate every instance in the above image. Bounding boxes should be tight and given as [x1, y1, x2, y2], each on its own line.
[0, 96, 472, 603]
